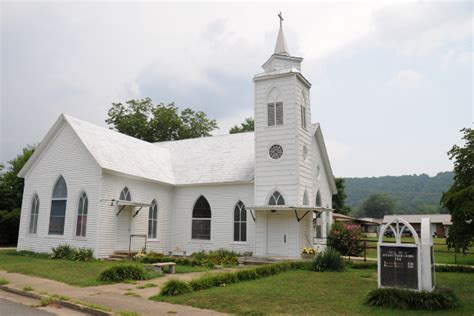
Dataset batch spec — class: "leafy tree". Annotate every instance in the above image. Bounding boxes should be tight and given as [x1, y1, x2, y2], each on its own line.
[332, 178, 351, 215]
[106, 98, 218, 142]
[358, 192, 396, 219]
[0, 145, 35, 245]
[229, 117, 254, 134]
[0, 145, 35, 210]
[441, 128, 473, 253]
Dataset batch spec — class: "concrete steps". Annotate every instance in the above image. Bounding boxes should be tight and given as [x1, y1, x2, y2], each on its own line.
[106, 251, 138, 261]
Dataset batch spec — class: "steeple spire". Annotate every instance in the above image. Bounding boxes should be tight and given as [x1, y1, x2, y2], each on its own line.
[274, 12, 290, 56]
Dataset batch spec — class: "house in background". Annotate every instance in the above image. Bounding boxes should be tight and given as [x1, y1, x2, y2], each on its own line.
[332, 213, 381, 237]
[383, 214, 452, 238]
[16, 17, 337, 259]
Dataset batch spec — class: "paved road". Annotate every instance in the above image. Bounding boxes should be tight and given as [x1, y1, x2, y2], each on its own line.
[0, 298, 53, 316]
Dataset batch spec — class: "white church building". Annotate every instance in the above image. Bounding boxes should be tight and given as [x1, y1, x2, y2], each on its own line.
[17, 18, 337, 259]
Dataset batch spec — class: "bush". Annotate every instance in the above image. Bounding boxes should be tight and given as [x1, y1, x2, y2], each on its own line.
[328, 222, 364, 257]
[70, 248, 94, 261]
[50, 244, 94, 261]
[365, 287, 459, 310]
[312, 247, 344, 272]
[140, 253, 214, 268]
[347, 261, 377, 270]
[98, 265, 147, 282]
[160, 279, 192, 296]
[0, 209, 20, 245]
[50, 244, 74, 259]
[191, 249, 239, 266]
[435, 265, 474, 273]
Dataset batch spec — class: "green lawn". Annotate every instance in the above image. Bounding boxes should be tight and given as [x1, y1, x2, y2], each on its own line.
[152, 269, 474, 315]
[0, 250, 209, 287]
[362, 237, 474, 265]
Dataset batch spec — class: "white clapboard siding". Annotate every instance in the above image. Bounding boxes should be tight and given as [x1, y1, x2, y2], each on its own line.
[95, 172, 174, 258]
[17, 123, 102, 254]
[170, 183, 255, 255]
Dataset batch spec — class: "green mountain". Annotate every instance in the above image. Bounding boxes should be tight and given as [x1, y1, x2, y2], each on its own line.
[344, 171, 453, 214]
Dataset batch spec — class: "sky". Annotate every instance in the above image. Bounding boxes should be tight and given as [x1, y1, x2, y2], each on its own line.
[1, 1, 472, 178]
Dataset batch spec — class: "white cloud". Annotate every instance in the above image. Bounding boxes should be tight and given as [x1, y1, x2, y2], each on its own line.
[389, 69, 423, 88]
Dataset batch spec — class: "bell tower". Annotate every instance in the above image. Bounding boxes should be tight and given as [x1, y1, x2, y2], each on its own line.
[253, 13, 313, 208]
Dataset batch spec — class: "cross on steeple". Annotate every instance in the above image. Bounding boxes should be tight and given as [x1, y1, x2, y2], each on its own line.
[274, 12, 289, 56]
[278, 12, 284, 28]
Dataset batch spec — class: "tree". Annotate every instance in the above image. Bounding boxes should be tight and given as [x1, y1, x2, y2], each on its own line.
[441, 128, 473, 253]
[0, 145, 35, 245]
[332, 178, 351, 215]
[0, 145, 35, 210]
[358, 192, 396, 219]
[106, 98, 218, 142]
[229, 117, 254, 134]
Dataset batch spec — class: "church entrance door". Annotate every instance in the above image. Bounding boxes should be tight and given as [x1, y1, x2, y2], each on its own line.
[266, 211, 289, 256]
[116, 207, 132, 251]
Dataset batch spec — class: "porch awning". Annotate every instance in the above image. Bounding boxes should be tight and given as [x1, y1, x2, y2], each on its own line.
[115, 200, 151, 217]
[245, 205, 334, 222]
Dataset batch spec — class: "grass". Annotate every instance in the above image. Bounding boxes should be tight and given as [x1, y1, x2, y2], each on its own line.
[23, 285, 34, 291]
[152, 269, 474, 315]
[0, 249, 210, 287]
[0, 277, 9, 285]
[362, 237, 474, 265]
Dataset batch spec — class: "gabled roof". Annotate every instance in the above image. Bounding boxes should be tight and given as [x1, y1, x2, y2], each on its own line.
[18, 114, 175, 185]
[155, 132, 255, 185]
[19, 115, 336, 191]
[310, 123, 338, 194]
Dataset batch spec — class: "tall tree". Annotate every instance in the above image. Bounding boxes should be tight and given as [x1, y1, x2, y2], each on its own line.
[358, 192, 396, 219]
[0, 145, 35, 245]
[229, 117, 254, 134]
[332, 178, 351, 215]
[0, 145, 35, 210]
[441, 128, 473, 253]
[106, 98, 218, 142]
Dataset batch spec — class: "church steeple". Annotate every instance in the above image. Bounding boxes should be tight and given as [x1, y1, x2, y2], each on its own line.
[274, 12, 289, 56]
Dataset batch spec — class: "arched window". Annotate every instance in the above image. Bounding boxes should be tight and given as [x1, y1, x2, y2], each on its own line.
[76, 192, 88, 237]
[234, 201, 247, 242]
[192, 196, 211, 240]
[268, 191, 285, 206]
[119, 187, 131, 201]
[316, 190, 322, 207]
[303, 190, 309, 206]
[49, 176, 67, 235]
[29, 194, 39, 234]
[148, 199, 158, 239]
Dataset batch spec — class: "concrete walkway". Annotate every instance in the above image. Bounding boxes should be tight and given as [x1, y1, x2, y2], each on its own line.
[0, 270, 227, 315]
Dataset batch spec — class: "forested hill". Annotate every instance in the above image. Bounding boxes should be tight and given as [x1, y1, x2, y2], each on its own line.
[344, 172, 453, 214]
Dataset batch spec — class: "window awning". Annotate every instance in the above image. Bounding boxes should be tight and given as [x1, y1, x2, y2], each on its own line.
[114, 200, 151, 217]
[245, 205, 334, 222]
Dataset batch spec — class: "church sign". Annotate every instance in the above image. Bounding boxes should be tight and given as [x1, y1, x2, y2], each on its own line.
[377, 218, 435, 292]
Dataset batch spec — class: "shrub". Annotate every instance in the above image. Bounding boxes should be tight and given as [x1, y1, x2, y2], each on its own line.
[312, 247, 344, 272]
[70, 248, 94, 261]
[50, 244, 74, 259]
[0, 209, 20, 245]
[160, 279, 192, 296]
[191, 249, 239, 266]
[50, 245, 94, 261]
[365, 287, 459, 310]
[435, 265, 474, 273]
[140, 254, 214, 268]
[347, 261, 377, 270]
[98, 265, 147, 282]
[328, 222, 364, 256]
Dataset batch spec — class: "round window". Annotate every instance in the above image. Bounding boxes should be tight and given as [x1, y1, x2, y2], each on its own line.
[269, 144, 284, 159]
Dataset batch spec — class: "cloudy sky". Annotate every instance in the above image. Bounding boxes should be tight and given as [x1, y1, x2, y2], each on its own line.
[1, 1, 472, 177]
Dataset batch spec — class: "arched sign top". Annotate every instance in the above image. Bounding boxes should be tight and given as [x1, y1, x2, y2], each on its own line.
[378, 217, 420, 245]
